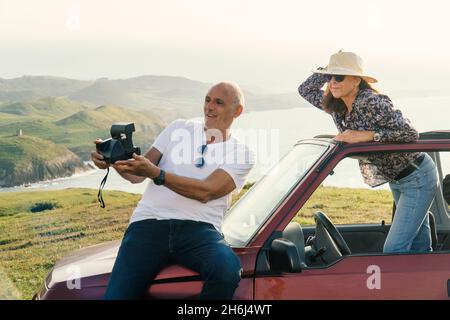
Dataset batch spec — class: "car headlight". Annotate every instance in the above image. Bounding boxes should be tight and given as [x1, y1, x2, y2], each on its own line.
[44, 268, 53, 288]
[32, 269, 53, 300]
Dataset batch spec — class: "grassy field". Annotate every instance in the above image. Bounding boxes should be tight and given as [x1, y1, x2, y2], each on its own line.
[0, 185, 393, 299]
[0, 188, 141, 299]
[296, 185, 393, 225]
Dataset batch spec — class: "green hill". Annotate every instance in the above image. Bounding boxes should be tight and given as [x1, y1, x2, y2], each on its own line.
[0, 102, 36, 116]
[0, 97, 93, 126]
[0, 98, 172, 163]
[55, 105, 165, 131]
[53, 105, 168, 158]
[0, 97, 92, 119]
[0, 135, 87, 187]
[0, 119, 64, 140]
[0, 111, 21, 126]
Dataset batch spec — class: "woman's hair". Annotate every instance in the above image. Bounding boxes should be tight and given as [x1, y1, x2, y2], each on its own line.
[322, 78, 378, 115]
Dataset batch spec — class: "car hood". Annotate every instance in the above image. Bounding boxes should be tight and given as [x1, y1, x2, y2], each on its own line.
[47, 241, 199, 289]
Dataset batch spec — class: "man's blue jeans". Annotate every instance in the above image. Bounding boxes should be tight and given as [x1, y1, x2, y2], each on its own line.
[104, 219, 241, 300]
[385, 153, 438, 253]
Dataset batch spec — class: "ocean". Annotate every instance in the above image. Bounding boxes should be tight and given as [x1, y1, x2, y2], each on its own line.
[1, 95, 450, 194]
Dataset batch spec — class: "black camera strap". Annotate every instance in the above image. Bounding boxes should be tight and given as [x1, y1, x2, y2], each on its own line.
[97, 167, 109, 208]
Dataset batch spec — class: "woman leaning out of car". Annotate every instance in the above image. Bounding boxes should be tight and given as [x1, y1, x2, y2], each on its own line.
[298, 50, 439, 253]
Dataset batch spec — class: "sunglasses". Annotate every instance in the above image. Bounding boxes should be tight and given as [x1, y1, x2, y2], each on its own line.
[330, 75, 346, 83]
[194, 144, 208, 168]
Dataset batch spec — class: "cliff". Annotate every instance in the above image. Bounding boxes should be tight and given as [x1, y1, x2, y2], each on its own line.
[0, 135, 89, 187]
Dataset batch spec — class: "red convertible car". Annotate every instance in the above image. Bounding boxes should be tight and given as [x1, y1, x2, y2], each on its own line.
[34, 131, 450, 300]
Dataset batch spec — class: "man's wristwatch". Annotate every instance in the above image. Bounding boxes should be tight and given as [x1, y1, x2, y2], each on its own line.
[373, 132, 381, 142]
[153, 169, 166, 186]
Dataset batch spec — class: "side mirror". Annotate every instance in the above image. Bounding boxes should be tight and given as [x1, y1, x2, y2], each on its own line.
[269, 238, 302, 273]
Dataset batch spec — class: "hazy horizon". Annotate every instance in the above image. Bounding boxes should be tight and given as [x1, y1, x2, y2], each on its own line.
[1, 0, 450, 95]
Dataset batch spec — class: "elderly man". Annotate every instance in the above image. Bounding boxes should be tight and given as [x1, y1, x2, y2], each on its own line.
[91, 81, 254, 300]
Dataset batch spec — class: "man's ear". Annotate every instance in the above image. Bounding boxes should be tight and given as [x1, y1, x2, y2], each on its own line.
[234, 105, 243, 118]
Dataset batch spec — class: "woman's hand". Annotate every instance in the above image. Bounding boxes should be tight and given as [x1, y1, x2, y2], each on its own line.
[334, 130, 375, 143]
[113, 153, 160, 178]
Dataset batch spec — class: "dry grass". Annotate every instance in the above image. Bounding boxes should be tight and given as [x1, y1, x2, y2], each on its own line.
[0, 188, 140, 299]
[295, 185, 393, 225]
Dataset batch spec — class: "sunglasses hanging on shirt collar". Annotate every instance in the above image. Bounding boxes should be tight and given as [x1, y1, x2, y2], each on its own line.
[195, 144, 208, 168]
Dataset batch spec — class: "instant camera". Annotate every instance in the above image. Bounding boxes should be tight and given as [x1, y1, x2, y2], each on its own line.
[96, 123, 141, 164]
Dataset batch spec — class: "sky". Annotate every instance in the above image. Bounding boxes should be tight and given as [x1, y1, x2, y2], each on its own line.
[1, 0, 450, 94]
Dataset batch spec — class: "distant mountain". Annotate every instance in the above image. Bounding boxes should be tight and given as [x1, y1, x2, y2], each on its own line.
[0, 75, 306, 117]
[0, 97, 92, 120]
[0, 76, 91, 101]
[68, 75, 212, 117]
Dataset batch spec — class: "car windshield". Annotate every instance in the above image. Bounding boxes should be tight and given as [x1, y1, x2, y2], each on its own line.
[222, 142, 329, 247]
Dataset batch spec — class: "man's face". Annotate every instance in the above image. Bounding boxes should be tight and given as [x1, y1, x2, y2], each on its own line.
[203, 84, 242, 134]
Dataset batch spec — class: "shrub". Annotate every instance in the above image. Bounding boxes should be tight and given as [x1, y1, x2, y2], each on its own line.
[30, 201, 60, 213]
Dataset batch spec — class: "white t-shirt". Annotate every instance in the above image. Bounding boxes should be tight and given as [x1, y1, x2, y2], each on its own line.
[130, 119, 255, 231]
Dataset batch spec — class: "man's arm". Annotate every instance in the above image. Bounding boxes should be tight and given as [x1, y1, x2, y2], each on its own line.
[164, 169, 236, 203]
[114, 154, 237, 202]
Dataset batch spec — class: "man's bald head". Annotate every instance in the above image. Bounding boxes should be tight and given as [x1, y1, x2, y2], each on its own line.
[203, 81, 245, 135]
[210, 81, 245, 109]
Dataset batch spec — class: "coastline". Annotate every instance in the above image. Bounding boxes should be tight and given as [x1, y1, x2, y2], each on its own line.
[0, 162, 98, 193]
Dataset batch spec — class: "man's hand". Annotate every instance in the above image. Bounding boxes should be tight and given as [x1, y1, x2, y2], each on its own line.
[334, 130, 375, 144]
[91, 139, 110, 169]
[113, 153, 160, 178]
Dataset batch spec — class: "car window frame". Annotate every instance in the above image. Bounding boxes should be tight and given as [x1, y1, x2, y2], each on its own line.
[252, 141, 450, 248]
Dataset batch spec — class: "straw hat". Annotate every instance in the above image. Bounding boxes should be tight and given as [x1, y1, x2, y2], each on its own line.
[314, 50, 377, 83]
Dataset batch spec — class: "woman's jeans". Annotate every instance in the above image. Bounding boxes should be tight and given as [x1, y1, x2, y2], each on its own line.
[104, 219, 241, 300]
[385, 153, 438, 253]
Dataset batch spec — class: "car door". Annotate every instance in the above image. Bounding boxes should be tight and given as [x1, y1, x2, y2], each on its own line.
[255, 252, 450, 299]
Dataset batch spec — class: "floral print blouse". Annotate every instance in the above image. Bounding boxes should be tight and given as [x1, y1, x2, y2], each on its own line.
[298, 73, 422, 187]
